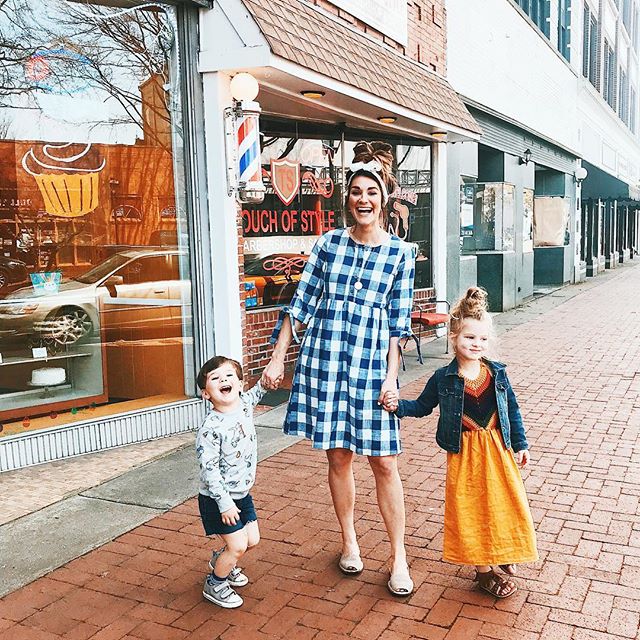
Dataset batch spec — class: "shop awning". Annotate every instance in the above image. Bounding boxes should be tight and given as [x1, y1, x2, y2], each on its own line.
[582, 161, 640, 204]
[230, 0, 480, 138]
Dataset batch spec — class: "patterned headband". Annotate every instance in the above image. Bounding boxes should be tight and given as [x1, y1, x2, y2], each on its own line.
[347, 160, 389, 205]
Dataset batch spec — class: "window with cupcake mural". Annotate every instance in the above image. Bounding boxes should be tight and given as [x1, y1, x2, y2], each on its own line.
[0, 1, 194, 435]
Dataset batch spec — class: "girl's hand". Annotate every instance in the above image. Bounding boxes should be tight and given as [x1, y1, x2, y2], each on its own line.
[381, 390, 399, 412]
[262, 357, 285, 390]
[514, 449, 530, 468]
[221, 504, 241, 525]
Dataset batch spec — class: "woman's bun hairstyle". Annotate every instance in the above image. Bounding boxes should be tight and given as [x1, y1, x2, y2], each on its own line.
[344, 141, 397, 228]
[351, 141, 397, 196]
[450, 287, 491, 335]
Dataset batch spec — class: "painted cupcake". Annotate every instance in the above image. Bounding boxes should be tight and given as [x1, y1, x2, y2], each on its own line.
[22, 143, 105, 217]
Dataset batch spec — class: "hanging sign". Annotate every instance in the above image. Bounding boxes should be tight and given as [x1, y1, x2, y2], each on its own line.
[270, 159, 300, 206]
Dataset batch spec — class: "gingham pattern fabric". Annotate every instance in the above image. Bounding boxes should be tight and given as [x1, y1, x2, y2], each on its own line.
[271, 228, 416, 456]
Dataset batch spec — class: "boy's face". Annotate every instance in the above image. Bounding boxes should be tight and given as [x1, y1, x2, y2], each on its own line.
[201, 362, 242, 410]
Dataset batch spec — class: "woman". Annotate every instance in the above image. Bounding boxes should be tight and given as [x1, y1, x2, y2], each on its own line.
[262, 141, 416, 596]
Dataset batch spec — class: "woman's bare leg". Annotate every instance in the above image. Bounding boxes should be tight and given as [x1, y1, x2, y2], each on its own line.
[368, 455, 408, 574]
[326, 448, 359, 556]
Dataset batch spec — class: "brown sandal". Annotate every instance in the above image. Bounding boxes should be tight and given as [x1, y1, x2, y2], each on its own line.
[499, 564, 517, 576]
[474, 569, 517, 598]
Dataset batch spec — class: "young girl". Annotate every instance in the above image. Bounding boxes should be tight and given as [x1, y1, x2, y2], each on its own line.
[383, 287, 537, 598]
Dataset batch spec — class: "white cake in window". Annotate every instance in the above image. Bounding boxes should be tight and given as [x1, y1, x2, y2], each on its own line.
[30, 367, 66, 386]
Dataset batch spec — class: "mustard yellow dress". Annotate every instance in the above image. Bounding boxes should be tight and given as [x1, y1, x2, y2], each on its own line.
[443, 363, 538, 566]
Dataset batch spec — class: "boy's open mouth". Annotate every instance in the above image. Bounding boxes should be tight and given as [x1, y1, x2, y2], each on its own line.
[220, 384, 233, 394]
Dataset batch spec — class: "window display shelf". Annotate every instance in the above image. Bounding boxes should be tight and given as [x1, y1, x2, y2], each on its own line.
[0, 352, 91, 367]
[1, 384, 72, 400]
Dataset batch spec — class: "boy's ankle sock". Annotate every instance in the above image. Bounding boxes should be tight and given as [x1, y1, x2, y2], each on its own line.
[210, 572, 228, 583]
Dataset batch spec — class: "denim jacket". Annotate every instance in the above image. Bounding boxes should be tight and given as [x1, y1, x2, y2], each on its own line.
[396, 358, 528, 454]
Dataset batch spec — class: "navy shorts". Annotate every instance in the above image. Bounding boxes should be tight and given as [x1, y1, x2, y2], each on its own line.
[198, 493, 257, 536]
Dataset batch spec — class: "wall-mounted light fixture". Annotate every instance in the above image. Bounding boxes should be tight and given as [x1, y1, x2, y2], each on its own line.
[378, 116, 397, 124]
[224, 72, 265, 204]
[431, 131, 447, 141]
[301, 90, 325, 99]
[519, 148, 532, 165]
[574, 166, 588, 185]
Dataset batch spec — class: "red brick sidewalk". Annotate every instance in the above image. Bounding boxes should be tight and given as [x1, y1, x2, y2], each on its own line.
[2, 267, 640, 640]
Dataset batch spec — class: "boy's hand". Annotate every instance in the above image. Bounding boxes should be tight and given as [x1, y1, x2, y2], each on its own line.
[514, 449, 530, 468]
[380, 390, 399, 413]
[221, 504, 241, 525]
[262, 358, 284, 390]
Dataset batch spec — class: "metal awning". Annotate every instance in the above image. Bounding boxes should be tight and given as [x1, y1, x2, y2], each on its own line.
[582, 161, 640, 204]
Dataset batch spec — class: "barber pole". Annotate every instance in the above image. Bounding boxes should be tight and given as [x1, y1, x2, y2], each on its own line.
[236, 100, 265, 204]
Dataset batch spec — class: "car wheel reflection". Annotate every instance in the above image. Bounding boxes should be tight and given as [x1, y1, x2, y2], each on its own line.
[33, 307, 94, 346]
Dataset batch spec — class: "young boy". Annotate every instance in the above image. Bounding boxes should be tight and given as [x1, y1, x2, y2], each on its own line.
[196, 356, 266, 608]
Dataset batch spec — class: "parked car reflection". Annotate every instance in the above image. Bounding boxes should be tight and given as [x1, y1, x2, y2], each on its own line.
[0, 256, 29, 293]
[0, 249, 189, 349]
[244, 253, 308, 307]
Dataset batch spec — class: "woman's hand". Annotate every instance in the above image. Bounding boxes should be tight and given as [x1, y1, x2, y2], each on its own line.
[262, 357, 285, 390]
[380, 390, 399, 412]
[514, 449, 530, 468]
[378, 378, 397, 407]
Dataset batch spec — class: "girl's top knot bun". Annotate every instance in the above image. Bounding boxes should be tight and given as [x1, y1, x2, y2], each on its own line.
[450, 287, 490, 335]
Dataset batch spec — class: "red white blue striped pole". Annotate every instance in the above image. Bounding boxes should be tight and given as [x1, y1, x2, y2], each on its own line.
[236, 102, 263, 202]
[230, 73, 265, 204]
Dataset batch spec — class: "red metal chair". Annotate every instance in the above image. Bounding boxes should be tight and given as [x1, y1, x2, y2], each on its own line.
[410, 298, 451, 354]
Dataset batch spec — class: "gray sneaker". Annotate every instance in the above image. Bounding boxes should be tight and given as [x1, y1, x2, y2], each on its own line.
[209, 549, 249, 587]
[202, 575, 243, 608]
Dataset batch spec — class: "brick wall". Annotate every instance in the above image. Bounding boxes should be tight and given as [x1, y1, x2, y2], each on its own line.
[312, 0, 447, 75]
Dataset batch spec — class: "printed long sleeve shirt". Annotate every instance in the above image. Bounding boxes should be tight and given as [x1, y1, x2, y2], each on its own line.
[196, 381, 266, 512]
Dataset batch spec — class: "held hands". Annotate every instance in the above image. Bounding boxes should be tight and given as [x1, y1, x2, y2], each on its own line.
[261, 357, 285, 390]
[514, 449, 530, 468]
[220, 504, 241, 526]
[380, 390, 399, 412]
[378, 379, 399, 413]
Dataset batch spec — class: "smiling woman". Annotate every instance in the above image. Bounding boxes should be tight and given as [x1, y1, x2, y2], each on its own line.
[0, 0, 196, 443]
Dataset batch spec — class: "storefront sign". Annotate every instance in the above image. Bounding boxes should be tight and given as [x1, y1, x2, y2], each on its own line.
[301, 171, 334, 198]
[242, 208, 336, 235]
[243, 235, 319, 255]
[271, 159, 300, 206]
[460, 184, 474, 237]
[329, 0, 408, 45]
[22, 143, 105, 218]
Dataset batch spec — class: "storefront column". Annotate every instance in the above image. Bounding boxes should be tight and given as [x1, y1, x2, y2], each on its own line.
[432, 140, 448, 315]
[201, 71, 244, 361]
[619, 206, 631, 262]
[585, 201, 598, 277]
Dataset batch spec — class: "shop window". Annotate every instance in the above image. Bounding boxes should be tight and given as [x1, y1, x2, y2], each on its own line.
[246, 129, 433, 309]
[0, 1, 194, 433]
[460, 183, 515, 253]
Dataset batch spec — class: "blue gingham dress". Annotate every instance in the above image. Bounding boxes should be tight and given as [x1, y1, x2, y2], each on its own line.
[271, 228, 416, 456]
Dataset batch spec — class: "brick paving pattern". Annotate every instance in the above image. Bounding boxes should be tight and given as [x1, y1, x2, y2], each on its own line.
[1, 266, 639, 639]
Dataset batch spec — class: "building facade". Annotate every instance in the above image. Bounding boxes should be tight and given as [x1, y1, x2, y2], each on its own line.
[0, 0, 479, 470]
[445, 0, 640, 309]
